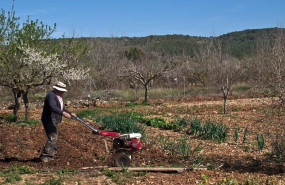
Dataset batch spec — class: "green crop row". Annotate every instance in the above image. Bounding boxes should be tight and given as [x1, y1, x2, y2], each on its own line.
[187, 118, 228, 142]
[96, 112, 146, 138]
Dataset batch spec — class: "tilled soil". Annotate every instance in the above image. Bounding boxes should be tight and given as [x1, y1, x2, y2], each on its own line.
[0, 98, 284, 184]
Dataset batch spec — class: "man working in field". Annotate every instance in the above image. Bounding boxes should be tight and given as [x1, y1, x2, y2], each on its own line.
[40, 81, 76, 163]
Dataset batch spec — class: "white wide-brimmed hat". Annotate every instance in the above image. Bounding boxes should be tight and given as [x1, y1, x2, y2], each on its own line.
[53, 82, 67, 92]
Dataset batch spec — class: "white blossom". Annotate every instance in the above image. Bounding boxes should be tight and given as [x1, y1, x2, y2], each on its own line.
[19, 46, 89, 82]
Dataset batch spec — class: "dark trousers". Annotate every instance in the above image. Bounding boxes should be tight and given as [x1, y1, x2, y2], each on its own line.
[41, 122, 58, 158]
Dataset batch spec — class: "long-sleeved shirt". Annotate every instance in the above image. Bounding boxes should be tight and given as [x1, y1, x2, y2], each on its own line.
[41, 90, 71, 124]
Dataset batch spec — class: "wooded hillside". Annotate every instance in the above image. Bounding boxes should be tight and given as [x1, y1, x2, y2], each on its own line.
[82, 27, 284, 59]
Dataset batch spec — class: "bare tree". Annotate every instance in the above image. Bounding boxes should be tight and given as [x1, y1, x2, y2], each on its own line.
[194, 38, 243, 114]
[254, 28, 285, 116]
[122, 47, 174, 102]
[88, 38, 122, 91]
[192, 38, 215, 87]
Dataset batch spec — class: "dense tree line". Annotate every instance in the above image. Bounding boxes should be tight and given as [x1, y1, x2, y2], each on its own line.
[81, 28, 285, 113]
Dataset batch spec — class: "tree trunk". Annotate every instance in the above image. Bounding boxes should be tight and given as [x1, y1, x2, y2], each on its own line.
[23, 91, 30, 121]
[222, 87, 229, 114]
[144, 84, 149, 102]
[223, 95, 228, 114]
[12, 89, 22, 122]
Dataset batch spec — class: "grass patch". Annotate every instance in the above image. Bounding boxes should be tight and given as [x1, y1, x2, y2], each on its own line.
[76, 109, 96, 119]
[20, 119, 40, 126]
[56, 167, 78, 175]
[0, 164, 37, 184]
[4, 114, 40, 125]
[125, 101, 152, 107]
[42, 177, 63, 185]
[232, 83, 252, 92]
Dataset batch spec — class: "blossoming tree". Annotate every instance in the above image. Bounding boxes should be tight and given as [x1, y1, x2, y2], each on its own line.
[0, 4, 89, 121]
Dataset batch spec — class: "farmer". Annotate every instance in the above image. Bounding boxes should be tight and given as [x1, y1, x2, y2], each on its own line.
[40, 81, 76, 163]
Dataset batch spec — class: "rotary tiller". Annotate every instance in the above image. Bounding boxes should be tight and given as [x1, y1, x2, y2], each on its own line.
[71, 116, 141, 167]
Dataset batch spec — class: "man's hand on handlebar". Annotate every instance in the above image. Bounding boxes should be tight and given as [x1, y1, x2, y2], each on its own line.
[63, 112, 76, 119]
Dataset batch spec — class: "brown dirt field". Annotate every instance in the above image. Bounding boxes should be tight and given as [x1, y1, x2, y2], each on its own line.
[0, 97, 284, 184]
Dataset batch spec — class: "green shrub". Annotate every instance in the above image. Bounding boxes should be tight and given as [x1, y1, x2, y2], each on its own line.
[6, 114, 16, 122]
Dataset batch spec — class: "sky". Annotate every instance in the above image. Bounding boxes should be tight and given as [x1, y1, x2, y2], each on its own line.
[1, 0, 285, 38]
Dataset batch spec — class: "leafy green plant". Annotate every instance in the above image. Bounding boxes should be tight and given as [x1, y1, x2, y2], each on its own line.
[6, 114, 16, 122]
[188, 117, 203, 135]
[175, 117, 189, 127]
[256, 134, 265, 151]
[233, 127, 240, 144]
[141, 117, 179, 130]
[147, 117, 172, 129]
[242, 127, 249, 143]
[96, 113, 145, 137]
[119, 111, 144, 122]
[202, 120, 228, 142]
[198, 174, 209, 185]
[187, 118, 228, 142]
